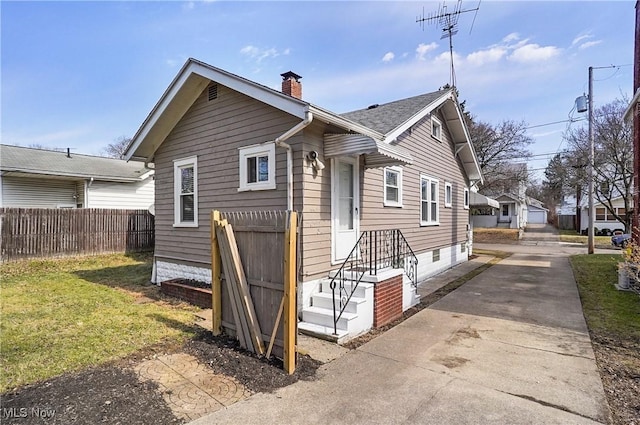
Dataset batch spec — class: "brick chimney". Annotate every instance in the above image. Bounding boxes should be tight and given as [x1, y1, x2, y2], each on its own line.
[281, 71, 302, 99]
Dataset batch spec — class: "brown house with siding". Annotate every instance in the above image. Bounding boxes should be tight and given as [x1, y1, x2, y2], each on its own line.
[125, 58, 482, 340]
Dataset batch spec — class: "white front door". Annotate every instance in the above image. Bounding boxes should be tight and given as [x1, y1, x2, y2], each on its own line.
[332, 157, 360, 262]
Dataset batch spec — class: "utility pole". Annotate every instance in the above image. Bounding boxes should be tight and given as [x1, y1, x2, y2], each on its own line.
[633, 1, 640, 245]
[588, 66, 595, 254]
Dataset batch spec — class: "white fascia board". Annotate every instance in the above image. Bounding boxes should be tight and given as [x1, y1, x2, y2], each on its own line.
[623, 88, 640, 122]
[125, 60, 202, 161]
[188, 61, 307, 119]
[309, 105, 385, 140]
[125, 58, 308, 162]
[138, 169, 155, 181]
[2, 168, 141, 183]
[383, 90, 452, 143]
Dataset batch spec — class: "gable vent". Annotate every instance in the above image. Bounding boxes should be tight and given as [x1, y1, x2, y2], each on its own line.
[208, 84, 218, 101]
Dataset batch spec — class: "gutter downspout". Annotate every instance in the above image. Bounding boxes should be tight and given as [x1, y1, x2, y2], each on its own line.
[273, 111, 313, 211]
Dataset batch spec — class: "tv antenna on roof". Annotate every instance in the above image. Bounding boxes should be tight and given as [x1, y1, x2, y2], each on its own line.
[416, 0, 480, 88]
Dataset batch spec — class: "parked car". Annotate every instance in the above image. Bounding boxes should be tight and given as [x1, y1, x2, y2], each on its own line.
[611, 233, 631, 248]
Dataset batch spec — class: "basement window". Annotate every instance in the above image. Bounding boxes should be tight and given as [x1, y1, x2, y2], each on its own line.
[173, 156, 198, 227]
[433, 248, 440, 262]
[239, 143, 276, 191]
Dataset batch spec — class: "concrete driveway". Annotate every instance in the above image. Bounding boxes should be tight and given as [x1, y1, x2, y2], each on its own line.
[190, 238, 610, 425]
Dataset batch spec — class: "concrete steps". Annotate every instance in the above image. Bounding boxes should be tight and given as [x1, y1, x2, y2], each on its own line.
[298, 278, 374, 342]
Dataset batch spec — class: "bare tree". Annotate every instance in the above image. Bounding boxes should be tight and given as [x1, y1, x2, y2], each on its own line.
[467, 118, 533, 196]
[102, 136, 131, 159]
[564, 98, 633, 232]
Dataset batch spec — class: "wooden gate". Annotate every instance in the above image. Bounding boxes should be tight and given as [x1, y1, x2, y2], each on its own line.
[210, 210, 299, 374]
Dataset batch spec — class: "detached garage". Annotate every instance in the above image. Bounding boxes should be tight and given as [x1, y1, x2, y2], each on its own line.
[527, 204, 548, 224]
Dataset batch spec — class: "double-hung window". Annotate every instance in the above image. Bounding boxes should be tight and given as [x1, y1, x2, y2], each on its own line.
[420, 175, 439, 225]
[384, 166, 403, 207]
[173, 156, 198, 227]
[239, 143, 276, 191]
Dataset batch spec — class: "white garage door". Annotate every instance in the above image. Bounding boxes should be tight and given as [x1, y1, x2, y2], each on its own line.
[528, 210, 546, 224]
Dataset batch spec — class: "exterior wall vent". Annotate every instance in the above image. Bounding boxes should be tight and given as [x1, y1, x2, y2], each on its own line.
[208, 84, 218, 101]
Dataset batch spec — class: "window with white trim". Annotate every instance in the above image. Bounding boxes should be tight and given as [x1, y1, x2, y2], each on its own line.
[239, 143, 276, 191]
[431, 116, 442, 141]
[444, 182, 452, 208]
[464, 188, 470, 209]
[420, 175, 439, 225]
[384, 166, 403, 207]
[173, 156, 198, 227]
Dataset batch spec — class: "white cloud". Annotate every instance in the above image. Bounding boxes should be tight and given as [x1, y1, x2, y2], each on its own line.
[382, 52, 395, 62]
[571, 34, 591, 47]
[503, 33, 520, 43]
[578, 40, 602, 50]
[508, 43, 561, 63]
[240, 45, 290, 63]
[415, 42, 438, 61]
[466, 47, 507, 66]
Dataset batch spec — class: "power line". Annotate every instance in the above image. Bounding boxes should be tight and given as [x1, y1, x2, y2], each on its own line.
[524, 118, 586, 130]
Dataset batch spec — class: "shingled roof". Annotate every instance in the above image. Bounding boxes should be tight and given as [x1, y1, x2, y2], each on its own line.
[340, 90, 449, 135]
[1, 144, 152, 182]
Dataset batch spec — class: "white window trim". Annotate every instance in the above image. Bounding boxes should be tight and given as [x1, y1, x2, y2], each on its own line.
[383, 166, 403, 207]
[238, 143, 276, 192]
[463, 188, 470, 210]
[420, 174, 440, 226]
[431, 115, 443, 141]
[444, 182, 452, 208]
[173, 156, 198, 228]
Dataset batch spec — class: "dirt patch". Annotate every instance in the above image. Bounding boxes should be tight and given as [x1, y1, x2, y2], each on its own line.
[433, 355, 470, 369]
[0, 366, 180, 425]
[1, 331, 321, 425]
[591, 335, 640, 425]
[473, 228, 520, 243]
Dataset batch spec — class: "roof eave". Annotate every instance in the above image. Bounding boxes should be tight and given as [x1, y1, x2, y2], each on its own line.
[310, 105, 386, 141]
[125, 58, 309, 162]
[1, 168, 145, 182]
[383, 90, 453, 142]
[623, 88, 640, 122]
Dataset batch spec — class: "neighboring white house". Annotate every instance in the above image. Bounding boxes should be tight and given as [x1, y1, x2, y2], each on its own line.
[471, 193, 547, 228]
[557, 194, 629, 233]
[0, 144, 154, 209]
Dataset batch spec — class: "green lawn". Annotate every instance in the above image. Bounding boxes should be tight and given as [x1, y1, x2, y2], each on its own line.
[570, 254, 640, 340]
[559, 230, 612, 246]
[0, 253, 200, 392]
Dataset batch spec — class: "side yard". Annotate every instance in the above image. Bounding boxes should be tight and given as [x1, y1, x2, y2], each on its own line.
[570, 254, 640, 425]
[0, 253, 200, 392]
[0, 254, 318, 425]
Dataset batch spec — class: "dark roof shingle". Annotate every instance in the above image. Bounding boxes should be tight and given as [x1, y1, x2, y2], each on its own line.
[0, 144, 151, 181]
[340, 90, 449, 134]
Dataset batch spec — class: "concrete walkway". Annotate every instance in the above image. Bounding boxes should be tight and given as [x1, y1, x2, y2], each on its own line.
[190, 237, 610, 425]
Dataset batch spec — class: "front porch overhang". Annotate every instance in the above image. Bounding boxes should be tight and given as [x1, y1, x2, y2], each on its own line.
[469, 191, 499, 208]
[324, 134, 413, 168]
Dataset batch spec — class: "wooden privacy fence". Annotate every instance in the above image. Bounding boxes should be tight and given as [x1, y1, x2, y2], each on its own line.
[0, 208, 154, 262]
[210, 210, 299, 374]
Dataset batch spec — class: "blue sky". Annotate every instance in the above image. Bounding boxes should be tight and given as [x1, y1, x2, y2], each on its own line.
[1, 1, 635, 182]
